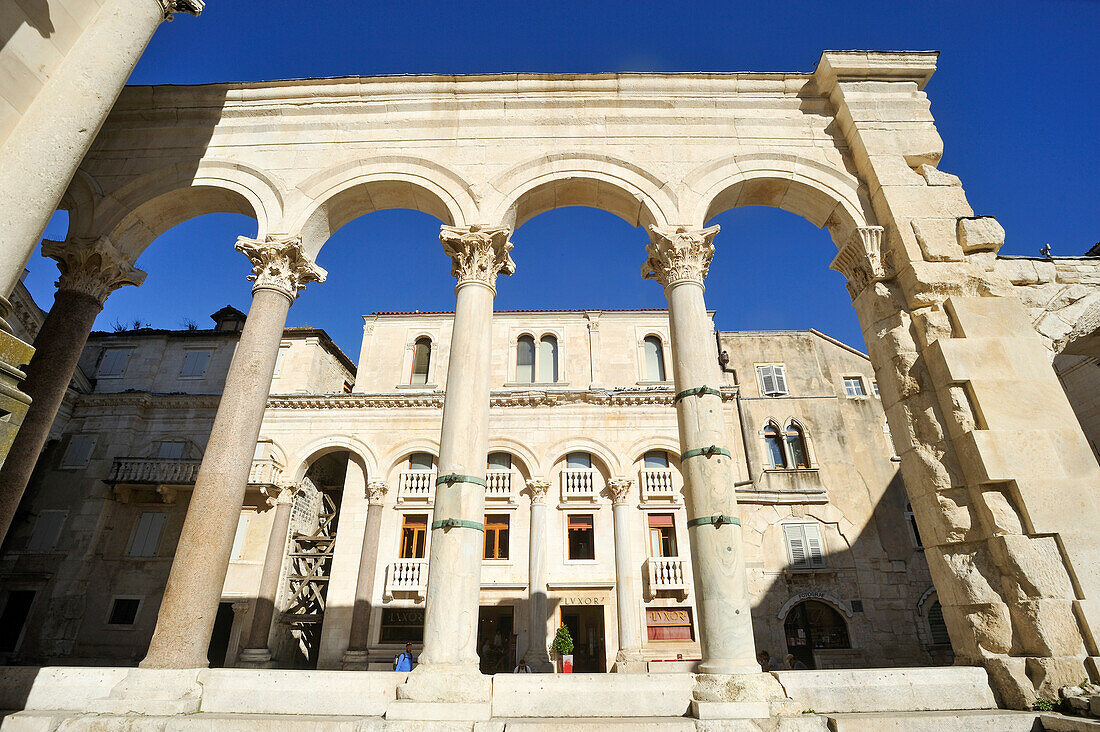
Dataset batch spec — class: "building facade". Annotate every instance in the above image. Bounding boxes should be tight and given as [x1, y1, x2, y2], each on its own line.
[0, 307, 955, 673]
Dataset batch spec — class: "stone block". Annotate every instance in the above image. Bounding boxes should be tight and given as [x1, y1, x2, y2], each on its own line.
[826, 710, 1038, 732]
[5, 666, 131, 712]
[916, 165, 962, 187]
[1040, 713, 1100, 731]
[197, 668, 406, 716]
[385, 700, 491, 721]
[989, 535, 1074, 600]
[86, 668, 203, 715]
[945, 296, 1035, 340]
[690, 700, 770, 719]
[911, 218, 965, 262]
[491, 673, 694, 718]
[1027, 657, 1091, 700]
[956, 217, 1005, 255]
[769, 666, 996, 713]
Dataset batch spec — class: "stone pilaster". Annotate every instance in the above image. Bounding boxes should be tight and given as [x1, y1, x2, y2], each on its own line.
[0, 237, 146, 544]
[608, 478, 644, 671]
[525, 478, 553, 671]
[142, 236, 323, 669]
[643, 225, 758, 675]
[395, 225, 514, 709]
[343, 479, 389, 669]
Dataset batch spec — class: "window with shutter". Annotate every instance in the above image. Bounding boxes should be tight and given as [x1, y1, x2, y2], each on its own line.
[516, 335, 535, 382]
[804, 524, 826, 567]
[61, 435, 95, 468]
[928, 601, 950, 645]
[180, 349, 212, 378]
[98, 348, 132, 377]
[538, 335, 558, 383]
[129, 513, 167, 557]
[644, 336, 666, 381]
[783, 523, 826, 569]
[27, 510, 66, 552]
[773, 365, 788, 394]
[757, 364, 788, 396]
[273, 345, 289, 377]
[230, 514, 250, 560]
[411, 338, 432, 385]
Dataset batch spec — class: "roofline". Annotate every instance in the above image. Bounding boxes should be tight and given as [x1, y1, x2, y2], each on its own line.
[719, 328, 870, 361]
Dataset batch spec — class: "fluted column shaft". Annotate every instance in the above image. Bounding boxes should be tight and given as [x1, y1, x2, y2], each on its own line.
[0, 238, 144, 543]
[344, 480, 388, 665]
[643, 226, 757, 675]
[238, 485, 295, 665]
[142, 236, 325, 668]
[524, 479, 552, 670]
[609, 478, 643, 669]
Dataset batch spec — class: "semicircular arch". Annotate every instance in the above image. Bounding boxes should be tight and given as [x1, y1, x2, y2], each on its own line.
[545, 437, 622, 476]
[289, 434, 378, 483]
[487, 437, 541, 479]
[625, 435, 682, 465]
[777, 593, 854, 621]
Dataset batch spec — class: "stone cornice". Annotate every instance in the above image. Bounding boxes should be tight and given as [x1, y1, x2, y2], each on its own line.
[75, 392, 221, 411]
[264, 387, 737, 410]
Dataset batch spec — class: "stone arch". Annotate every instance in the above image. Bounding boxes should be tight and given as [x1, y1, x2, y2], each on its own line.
[58, 170, 102, 238]
[776, 593, 854, 621]
[486, 437, 540, 479]
[289, 435, 376, 483]
[546, 437, 621, 477]
[292, 156, 477, 258]
[487, 152, 674, 230]
[625, 436, 681, 465]
[686, 152, 871, 246]
[387, 440, 441, 474]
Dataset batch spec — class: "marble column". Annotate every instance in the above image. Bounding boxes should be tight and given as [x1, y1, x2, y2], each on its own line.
[0, 237, 144, 543]
[0, 0, 201, 317]
[608, 477, 644, 671]
[400, 225, 513, 701]
[343, 479, 389, 669]
[237, 482, 298, 668]
[524, 478, 553, 671]
[141, 235, 325, 668]
[642, 225, 757, 675]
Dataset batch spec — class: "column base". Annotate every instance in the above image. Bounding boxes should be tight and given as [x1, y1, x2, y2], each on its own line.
[396, 663, 492, 703]
[692, 672, 799, 719]
[235, 648, 275, 669]
[341, 649, 372, 670]
[613, 649, 648, 673]
[697, 660, 763, 676]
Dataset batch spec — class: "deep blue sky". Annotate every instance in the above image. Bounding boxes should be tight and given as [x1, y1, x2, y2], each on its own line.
[29, 1, 1100, 361]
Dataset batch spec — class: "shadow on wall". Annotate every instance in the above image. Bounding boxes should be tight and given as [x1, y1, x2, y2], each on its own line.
[0, 0, 54, 54]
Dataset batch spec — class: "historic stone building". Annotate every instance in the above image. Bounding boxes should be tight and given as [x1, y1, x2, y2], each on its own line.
[1, 304, 955, 676]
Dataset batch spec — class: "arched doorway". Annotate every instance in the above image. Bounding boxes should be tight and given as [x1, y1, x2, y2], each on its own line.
[783, 600, 850, 669]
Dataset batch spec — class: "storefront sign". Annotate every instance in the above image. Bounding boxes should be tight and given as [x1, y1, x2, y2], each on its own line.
[559, 595, 606, 606]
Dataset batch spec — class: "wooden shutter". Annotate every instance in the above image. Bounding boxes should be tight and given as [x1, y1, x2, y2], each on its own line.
[27, 510, 66, 552]
[783, 524, 808, 568]
[130, 513, 166, 557]
[773, 365, 788, 394]
[804, 523, 826, 567]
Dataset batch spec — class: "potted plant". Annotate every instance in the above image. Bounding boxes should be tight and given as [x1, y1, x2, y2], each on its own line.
[552, 623, 575, 673]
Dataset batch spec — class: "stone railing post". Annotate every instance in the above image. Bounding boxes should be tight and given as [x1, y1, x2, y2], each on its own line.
[343, 479, 389, 669]
[524, 478, 552, 671]
[395, 225, 513, 708]
[0, 237, 145, 543]
[609, 477, 644, 671]
[642, 225, 758, 675]
[238, 482, 299, 668]
[141, 235, 325, 668]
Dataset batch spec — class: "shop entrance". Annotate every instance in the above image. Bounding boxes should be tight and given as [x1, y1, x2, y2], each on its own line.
[784, 600, 851, 670]
[477, 605, 516, 674]
[561, 605, 605, 673]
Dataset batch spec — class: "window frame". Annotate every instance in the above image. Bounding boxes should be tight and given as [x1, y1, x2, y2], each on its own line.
[756, 364, 789, 397]
[842, 375, 868, 398]
[399, 513, 429, 559]
[127, 512, 167, 558]
[763, 423, 787, 469]
[647, 512, 678, 558]
[60, 435, 95, 469]
[565, 513, 596, 562]
[782, 522, 827, 569]
[178, 348, 213, 379]
[483, 514, 510, 561]
[410, 336, 433, 386]
[642, 335, 667, 382]
[784, 421, 811, 469]
[105, 595, 144, 627]
[97, 347, 132, 379]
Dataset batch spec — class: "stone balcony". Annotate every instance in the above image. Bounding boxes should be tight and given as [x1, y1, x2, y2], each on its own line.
[485, 470, 515, 503]
[639, 468, 677, 502]
[560, 468, 596, 501]
[397, 470, 435, 502]
[383, 558, 427, 601]
[645, 556, 689, 600]
[107, 456, 285, 502]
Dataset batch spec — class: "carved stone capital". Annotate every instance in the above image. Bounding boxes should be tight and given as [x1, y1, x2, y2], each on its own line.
[42, 237, 147, 305]
[526, 478, 551, 504]
[231, 600, 250, 615]
[829, 226, 893, 299]
[608, 478, 634, 505]
[439, 225, 515, 292]
[642, 225, 720, 287]
[159, 0, 204, 20]
[366, 479, 389, 506]
[235, 235, 327, 301]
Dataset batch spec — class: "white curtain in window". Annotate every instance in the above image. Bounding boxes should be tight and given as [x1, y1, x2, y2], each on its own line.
[538, 335, 558, 383]
[517, 336, 535, 382]
[409, 453, 434, 471]
[643, 450, 669, 468]
[566, 452, 592, 469]
[643, 336, 665, 381]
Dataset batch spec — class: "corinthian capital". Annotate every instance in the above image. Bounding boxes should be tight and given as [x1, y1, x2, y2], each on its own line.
[526, 478, 551, 504]
[235, 235, 327, 301]
[608, 478, 634, 505]
[366, 480, 389, 506]
[159, 0, 204, 20]
[439, 225, 516, 292]
[642, 225, 720, 287]
[42, 237, 146, 305]
[829, 226, 891, 299]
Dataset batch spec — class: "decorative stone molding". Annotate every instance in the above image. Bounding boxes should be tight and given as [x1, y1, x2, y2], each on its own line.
[235, 235, 327, 301]
[42, 237, 147, 305]
[642, 225, 721, 288]
[260, 481, 299, 508]
[829, 226, 893, 299]
[608, 477, 633, 505]
[439, 225, 516, 292]
[526, 478, 551, 503]
[366, 479, 388, 505]
[230, 600, 250, 616]
[159, 0, 204, 20]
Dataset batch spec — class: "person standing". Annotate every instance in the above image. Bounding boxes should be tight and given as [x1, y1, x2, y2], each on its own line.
[394, 643, 415, 672]
[513, 659, 532, 673]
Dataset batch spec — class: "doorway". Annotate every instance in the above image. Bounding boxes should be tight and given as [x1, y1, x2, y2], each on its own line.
[206, 601, 235, 667]
[477, 605, 516, 674]
[560, 605, 605, 673]
[783, 600, 851, 670]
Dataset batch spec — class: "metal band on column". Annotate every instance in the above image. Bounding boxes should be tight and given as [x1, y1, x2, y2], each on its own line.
[682, 446, 731, 460]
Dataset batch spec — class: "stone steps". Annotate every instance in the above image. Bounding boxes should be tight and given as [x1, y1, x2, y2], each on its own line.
[825, 709, 1040, 731]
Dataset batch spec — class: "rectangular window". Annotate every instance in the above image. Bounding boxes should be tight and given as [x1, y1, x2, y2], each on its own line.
[97, 348, 132, 378]
[107, 597, 141, 625]
[61, 435, 95, 468]
[645, 607, 694, 642]
[567, 514, 595, 560]
[379, 607, 425, 643]
[487, 453, 512, 471]
[566, 452, 591, 469]
[783, 523, 826, 569]
[128, 512, 167, 557]
[843, 376, 867, 398]
[156, 440, 186, 459]
[409, 453, 433, 471]
[644, 451, 669, 468]
[26, 510, 66, 553]
[179, 349, 212, 378]
[273, 345, 290, 377]
[648, 513, 677, 558]
[400, 514, 428, 559]
[756, 364, 788, 397]
[0, 590, 36, 652]
[871, 380, 880, 397]
[484, 514, 510, 560]
[230, 514, 249, 560]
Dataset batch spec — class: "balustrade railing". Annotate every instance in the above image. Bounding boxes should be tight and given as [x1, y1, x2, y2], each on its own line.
[108, 457, 201, 485]
[645, 556, 689, 599]
[640, 468, 677, 501]
[384, 558, 428, 600]
[398, 470, 436, 502]
[248, 457, 284, 487]
[485, 470, 513, 500]
[560, 468, 596, 501]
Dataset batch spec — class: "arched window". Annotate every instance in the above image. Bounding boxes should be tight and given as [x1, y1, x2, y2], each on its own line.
[517, 335, 535, 383]
[643, 335, 666, 381]
[539, 335, 558, 383]
[784, 600, 850, 669]
[927, 600, 950, 645]
[411, 337, 431, 385]
[643, 450, 669, 468]
[409, 453, 434, 471]
[785, 423, 810, 469]
[764, 423, 786, 469]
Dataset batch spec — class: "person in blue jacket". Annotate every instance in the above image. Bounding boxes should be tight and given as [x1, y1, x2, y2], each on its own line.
[394, 643, 415, 672]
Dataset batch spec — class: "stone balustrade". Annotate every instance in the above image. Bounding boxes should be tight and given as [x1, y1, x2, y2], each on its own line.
[384, 558, 428, 601]
[485, 470, 513, 501]
[560, 468, 596, 501]
[108, 457, 202, 485]
[397, 470, 435, 502]
[639, 468, 676, 501]
[645, 556, 689, 600]
[247, 457, 284, 487]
